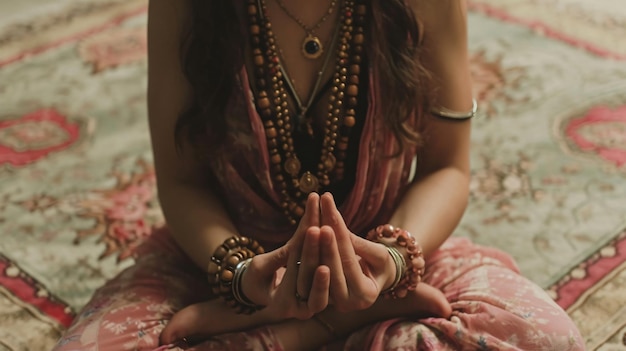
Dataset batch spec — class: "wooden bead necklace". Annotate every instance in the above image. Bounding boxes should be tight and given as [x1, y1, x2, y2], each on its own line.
[249, 0, 367, 224]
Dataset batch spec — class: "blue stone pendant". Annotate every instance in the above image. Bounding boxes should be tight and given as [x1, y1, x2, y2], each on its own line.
[302, 34, 323, 59]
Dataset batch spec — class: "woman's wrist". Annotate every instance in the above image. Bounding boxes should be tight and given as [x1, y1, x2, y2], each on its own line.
[207, 236, 266, 314]
[367, 224, 426, 299]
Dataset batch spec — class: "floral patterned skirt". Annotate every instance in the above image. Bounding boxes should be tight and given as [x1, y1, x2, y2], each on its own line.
[53, 228, 584, 351]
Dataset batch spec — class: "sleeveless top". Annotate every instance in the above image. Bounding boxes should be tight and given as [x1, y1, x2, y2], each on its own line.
[205, 4, 420, 250]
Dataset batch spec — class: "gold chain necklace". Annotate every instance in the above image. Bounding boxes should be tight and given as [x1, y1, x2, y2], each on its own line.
[274, 0, 338, 59]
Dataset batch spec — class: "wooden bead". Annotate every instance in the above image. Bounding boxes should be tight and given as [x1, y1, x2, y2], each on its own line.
[213, 246, 229, 260]
[220, 268, 234, 282]
[266, 127, 277, 138]
[349, 64, 360, 75]
[270, 153, 281, 165]
[254, 55, 264, 66]
[347, 84, 358, 97]
[225, 237, 238, 249]
[226, 254, 241, 267]
[343, 116, 356, 127]
[258, 97, 270, 109]
[353, 33, 364, 44]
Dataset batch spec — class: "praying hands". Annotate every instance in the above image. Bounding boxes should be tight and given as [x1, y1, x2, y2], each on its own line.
[159, 193, 450, 347]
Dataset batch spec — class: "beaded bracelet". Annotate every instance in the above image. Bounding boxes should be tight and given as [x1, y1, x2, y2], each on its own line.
[366, 224, 426, 299]
[207, 236, 265, 314]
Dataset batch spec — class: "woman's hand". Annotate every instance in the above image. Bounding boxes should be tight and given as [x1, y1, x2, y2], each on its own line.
[160, 193, 331, 344]
[243, 192, 331, 320]
[318, 193, 397, 312]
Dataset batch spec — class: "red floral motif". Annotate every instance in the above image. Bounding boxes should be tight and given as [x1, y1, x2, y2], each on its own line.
[75, 160, 164, 262]
[0, 109, 81, 167]
[78, 27, 147, 73]
[565, 105, 626, 167]
[470, 51, 525, 118]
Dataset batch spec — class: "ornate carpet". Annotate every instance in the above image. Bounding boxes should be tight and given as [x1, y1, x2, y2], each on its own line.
[0, 0, 625, 349]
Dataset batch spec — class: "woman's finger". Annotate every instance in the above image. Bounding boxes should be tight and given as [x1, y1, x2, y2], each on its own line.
[279, 193, 319, 293]
[306, 265, 331, 313]
[318, 225, 349, 302]
[296, 226, 321, 301]
[271, 193, 322, 319]
[294, 192, 320, 237]
[320, 193, 378, 307]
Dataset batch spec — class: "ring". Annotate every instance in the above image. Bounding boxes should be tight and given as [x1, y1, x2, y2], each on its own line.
[295, 290, 309, 303]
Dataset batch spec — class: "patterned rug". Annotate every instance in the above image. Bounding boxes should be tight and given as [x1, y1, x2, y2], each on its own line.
[0, 0, 625, 349]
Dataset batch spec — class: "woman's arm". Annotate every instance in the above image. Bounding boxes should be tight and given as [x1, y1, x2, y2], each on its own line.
[389, 0, 473, 257]
[147, 0, 242, 270]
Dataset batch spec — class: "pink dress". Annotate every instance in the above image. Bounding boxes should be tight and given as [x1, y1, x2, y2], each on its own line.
[52, 66, 585, 350]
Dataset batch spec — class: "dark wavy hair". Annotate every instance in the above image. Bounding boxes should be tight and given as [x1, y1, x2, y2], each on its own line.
[175, 0, 431, 155]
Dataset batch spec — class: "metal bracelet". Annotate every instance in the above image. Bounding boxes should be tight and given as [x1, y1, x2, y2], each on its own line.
[431, 99, 478, 120]
[380, 244, 406, 295]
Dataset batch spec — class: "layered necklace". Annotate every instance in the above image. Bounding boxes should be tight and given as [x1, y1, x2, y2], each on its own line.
[248, 0, 367, 225]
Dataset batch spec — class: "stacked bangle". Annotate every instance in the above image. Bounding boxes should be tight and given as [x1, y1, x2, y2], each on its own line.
[207, 236, 265, 314]
[366, 224, 426, 299]
[380, 245, 405, 296]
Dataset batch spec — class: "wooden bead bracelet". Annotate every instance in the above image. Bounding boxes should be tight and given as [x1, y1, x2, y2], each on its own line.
[207, 236, 266, 314]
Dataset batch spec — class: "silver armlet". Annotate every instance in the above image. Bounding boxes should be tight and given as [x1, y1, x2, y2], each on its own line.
[430, 99, 478, 120]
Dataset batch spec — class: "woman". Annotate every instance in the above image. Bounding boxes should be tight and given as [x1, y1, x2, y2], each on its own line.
[54, 0, 584, 350]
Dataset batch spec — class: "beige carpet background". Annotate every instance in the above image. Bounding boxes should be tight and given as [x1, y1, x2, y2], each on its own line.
[1, 0, 625, 349]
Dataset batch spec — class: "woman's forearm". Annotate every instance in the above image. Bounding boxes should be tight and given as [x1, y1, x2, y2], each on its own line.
[389, 166, 470, 257]
[158, 180, 239, 270]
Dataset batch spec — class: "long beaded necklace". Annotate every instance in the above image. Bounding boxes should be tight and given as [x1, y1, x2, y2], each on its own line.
[274, 0, 337, 59]
[248, 0, 367, 225]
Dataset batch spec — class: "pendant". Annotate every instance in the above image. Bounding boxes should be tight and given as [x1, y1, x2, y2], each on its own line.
[302, 34, 323, 59]
[284, 157, 301, 177]
[298, 171, 319, 193]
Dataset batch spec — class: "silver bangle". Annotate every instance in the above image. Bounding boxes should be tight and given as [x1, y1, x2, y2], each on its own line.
[231, 258, 260, 308]
[431, 99, 477, 120]
[380, 245, 406, 295]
